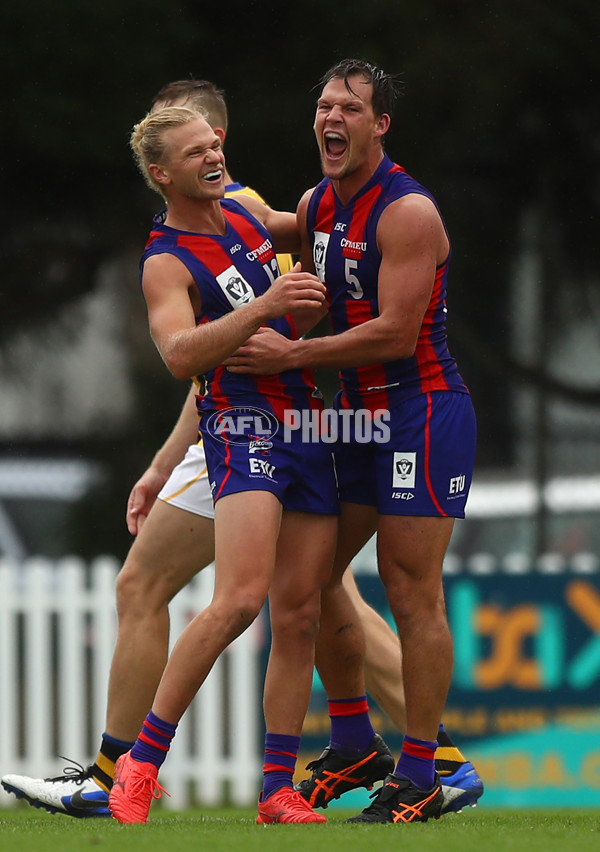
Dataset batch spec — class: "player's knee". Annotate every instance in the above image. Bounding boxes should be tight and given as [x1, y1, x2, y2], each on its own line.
[222, 589, 265, 633]
[115, 555, 169, 617]
[115, 563, 144, 618]
[271, 594, 321, 641]
[387, 579, 446, 625]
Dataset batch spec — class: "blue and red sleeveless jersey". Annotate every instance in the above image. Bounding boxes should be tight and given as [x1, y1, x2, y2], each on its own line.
[140, 198, 322, 422]
[306, 153, 469, 412]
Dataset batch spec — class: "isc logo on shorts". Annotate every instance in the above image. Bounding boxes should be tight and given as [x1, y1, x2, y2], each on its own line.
[392, 452, 416, 489]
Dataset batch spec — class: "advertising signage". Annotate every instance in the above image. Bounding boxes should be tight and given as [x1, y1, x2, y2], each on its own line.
[300, 552, 600, 808]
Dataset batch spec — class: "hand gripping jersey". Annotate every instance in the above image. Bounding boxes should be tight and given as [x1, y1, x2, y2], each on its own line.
[306, 153, 470, 412]
[140, 198, 322, 423]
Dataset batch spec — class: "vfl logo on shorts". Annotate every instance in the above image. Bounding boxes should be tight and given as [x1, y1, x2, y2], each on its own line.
[392, 452, 416, 489]
[216, 265, 256, 309]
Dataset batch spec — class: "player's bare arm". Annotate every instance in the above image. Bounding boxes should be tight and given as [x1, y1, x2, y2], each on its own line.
[231, 191, 327, 335]
[234, 195, 300, 254]
[125, 386, 199, 535]
[224, 189, 324, 370]
[143, 251, 326, 380]
[297, 188, 318, 276]
[227, 192, 443, 374]
[279, 189, 328, 335]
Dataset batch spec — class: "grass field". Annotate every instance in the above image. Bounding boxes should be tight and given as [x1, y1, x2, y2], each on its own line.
[1, 805, 599, 852]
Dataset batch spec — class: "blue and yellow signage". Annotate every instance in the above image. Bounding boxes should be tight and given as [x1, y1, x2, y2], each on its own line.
[299, 560, 600, 808]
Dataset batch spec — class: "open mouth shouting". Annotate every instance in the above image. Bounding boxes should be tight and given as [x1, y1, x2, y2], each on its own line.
[324, 131, 348, 160]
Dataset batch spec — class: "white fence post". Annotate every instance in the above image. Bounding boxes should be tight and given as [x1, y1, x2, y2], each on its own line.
[55, 556, 91, 764]
[0, 556, 262, 810]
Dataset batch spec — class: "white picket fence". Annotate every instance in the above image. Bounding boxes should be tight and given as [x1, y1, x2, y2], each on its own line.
[0, 556, 262, 810]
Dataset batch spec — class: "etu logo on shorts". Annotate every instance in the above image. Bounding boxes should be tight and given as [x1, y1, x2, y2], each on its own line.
[449, 474, 466, 495]
[392, 452, 416, 489]
[249, 458, 276, 479]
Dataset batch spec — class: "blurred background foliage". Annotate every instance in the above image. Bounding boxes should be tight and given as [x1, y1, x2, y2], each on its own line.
[1, 0, 599, 558]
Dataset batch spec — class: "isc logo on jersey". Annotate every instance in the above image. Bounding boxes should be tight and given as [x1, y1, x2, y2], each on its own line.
[391, 451, 416, 499]
[217, 265, 256, 309]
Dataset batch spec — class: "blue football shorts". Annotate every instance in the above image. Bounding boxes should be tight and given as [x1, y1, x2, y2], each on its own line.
[333, 390, 477, 517]
[200, 407, 339, 515]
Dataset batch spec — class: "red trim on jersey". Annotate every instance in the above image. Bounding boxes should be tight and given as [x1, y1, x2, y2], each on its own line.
[343, 299, 376, 328]
[224, 207, 276, 263]
[177, 234, 233, 277]
[314, 183, 337, 232]
[207, 364, 229, 409]
[286, 313, 298, 340]
[302, 369, 324, 413]
[416, 264, 451, 392]
[387, 163, 407, 176]
[145, 231, 164, 248]
[342, 184, 383, 259]
[343, 300, 390, 407]
[253, 374, 288, 421]
[423, 393, 447, 516]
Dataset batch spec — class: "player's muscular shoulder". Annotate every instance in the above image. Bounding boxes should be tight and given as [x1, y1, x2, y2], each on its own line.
[377, 193, 448, 264]
[296, 188, 317, 272]
[296, 187, 317, 238]
[297, 187, 316, 217]
[232, 193, 269, 224]
[143, 251, 194, 286]
[142, 252, 201, 314]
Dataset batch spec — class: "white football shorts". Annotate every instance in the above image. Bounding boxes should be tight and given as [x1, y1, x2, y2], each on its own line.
[157, 441, 215, 519]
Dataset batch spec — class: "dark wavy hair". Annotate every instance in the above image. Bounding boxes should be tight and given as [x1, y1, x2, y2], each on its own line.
[317, 59, 400, 118]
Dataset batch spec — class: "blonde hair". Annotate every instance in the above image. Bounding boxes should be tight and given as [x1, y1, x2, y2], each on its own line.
[130, 105, 208, 196]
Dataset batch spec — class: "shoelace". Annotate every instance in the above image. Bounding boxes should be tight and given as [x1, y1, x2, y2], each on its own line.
[361, 782, 398, 816]
[268, 790, 319, 818]
[47, 757, 93, 785]
[361, 781, 440, 822]
[127, 771, 170, 802]
[305, 748, 332, 772]
[305, 744, 376, 775]
[289, 791, 317, 812]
